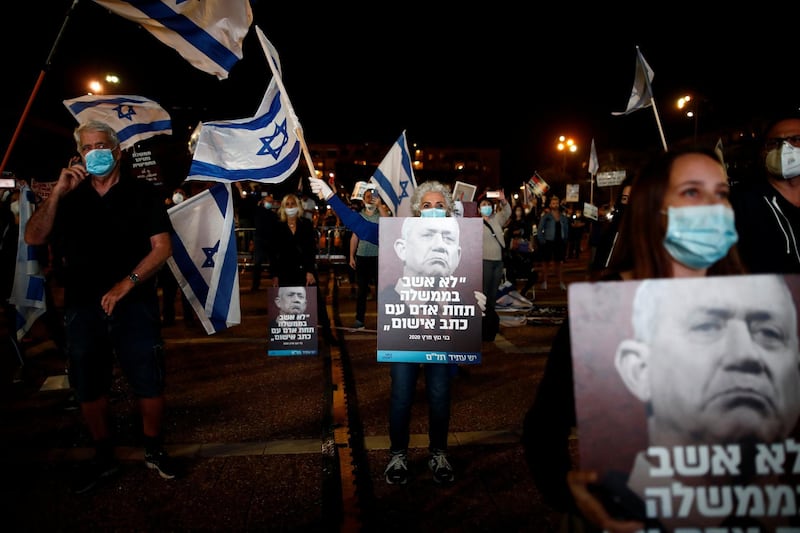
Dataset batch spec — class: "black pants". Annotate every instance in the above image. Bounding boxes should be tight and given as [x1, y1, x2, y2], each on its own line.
[354, 255, 378, 323]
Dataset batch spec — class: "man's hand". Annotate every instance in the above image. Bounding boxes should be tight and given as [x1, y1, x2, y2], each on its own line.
[54, 157, 88, 197]
[309, 177, 334, 201]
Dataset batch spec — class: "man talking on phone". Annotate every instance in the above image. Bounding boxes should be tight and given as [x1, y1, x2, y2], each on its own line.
[25, 120, 179, 493]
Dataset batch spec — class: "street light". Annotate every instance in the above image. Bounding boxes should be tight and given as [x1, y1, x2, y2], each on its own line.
[677, 94, 699, 144]
[87, 73, 121, 95]
[556, 135, 578, 176]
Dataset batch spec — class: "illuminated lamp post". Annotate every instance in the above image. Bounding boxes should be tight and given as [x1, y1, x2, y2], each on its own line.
[677, 94, 699, 145]
[556, 135, 578, 177]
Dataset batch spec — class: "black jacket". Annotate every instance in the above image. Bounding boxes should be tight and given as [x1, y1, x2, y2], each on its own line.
[730, 178, 800, 274]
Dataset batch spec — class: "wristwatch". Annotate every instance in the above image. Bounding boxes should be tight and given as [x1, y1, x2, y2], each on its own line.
[128, 273, 140, 285]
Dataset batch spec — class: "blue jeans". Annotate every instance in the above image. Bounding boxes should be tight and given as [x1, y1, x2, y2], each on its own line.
[388, 362, 454, 454]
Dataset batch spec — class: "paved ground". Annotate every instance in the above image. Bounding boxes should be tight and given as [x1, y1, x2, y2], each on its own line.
[1, 258, 591, 532]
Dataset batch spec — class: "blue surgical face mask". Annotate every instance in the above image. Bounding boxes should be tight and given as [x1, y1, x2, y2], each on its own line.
[663, 204, 738, 269]
[480, 205, 493, 217]
[420, 207, 447, 218]
[84, 148, 116, 177]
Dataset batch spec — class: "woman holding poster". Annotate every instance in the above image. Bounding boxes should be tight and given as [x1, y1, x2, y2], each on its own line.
[523, 147, 750, 532]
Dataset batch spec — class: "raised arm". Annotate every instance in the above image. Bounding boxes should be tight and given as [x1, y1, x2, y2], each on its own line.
[309, 177, 378, 244]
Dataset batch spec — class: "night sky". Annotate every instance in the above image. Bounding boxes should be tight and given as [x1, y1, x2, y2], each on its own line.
[3, 2, 799, 189]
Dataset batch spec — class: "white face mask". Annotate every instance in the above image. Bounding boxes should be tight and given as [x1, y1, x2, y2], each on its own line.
[284, 207, 299, 217]
[766, 142, 800, 179]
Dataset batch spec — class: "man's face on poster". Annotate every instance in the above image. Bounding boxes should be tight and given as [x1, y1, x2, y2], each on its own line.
[395, 217, 461, 278]
[621, 276, 800, 446]
[276, 287, 307, 315]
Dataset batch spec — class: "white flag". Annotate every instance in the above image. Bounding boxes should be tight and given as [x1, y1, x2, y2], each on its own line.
[92, 0, 252, 80]
[186, 27, 301, 184]
[588, 138, 599, 176]
[369, 131, 418, 217]
[612, 46, 654, 116]
[167, 183, 240, 334]
[63, 95, 172, 151]
[715, 138, 726, 168]
[9, 186, 46, 341]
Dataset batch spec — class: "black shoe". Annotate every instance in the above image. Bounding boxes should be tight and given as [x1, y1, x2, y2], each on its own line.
[428, 452, 454, 484]
[72, 456, 120, 494]
[384, 453, 409, 485]
[144, 449, 179, 479]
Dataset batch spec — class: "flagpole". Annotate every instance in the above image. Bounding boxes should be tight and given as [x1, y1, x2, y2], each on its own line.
[638, 47, 669, 152]
[0, 0, 80, 175]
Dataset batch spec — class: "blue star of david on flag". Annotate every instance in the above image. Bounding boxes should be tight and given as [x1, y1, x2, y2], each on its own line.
[257, 118, 290, 159]
[114, 104, 136, 121]
[202, 241, 220, 268]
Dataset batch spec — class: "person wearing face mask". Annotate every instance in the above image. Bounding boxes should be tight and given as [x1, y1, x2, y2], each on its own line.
[24, 120, 179, 493]
[269, 193, 335, 344]
[730, 112, 800, 274]
[309, 177, 487, 485]
[348, 188, 384, 329]
[522, 147, 746, 532]
[479, 192, 511, 342]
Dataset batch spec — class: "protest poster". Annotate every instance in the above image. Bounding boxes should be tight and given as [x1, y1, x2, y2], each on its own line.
[267, 286, 318, 356]
[569, 274, 800, 530]
[376, 217, 483, 364]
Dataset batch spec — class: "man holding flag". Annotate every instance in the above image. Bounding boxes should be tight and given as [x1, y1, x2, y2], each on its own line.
[25, 120, 179, 493]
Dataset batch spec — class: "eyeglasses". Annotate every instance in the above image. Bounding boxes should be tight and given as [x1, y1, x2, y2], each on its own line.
[764, 135, 800, 151]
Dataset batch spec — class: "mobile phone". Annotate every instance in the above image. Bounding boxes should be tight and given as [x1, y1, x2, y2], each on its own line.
[486, 190, 500, 198]
[0, 178, 16, 188]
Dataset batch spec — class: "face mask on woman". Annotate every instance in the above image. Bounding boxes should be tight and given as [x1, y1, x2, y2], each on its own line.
[420, 208, 446, 218]
[284, 207, 299, 217]
[480, 205, 494, 217]
[662, 204, 738, 269]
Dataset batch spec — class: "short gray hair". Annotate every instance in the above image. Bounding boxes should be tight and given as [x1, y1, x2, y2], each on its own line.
[409, 180, 454, 216]
[73, 120, 120, 151]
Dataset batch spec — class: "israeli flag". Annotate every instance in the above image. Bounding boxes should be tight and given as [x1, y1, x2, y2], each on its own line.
[186, 27, 301, 184]
[9, 186, 46, 341]
[63, 94, 172, 151]
[369, 131, 418, 217]
[167, 183, 240, 334]
[92, 0, 252, 80]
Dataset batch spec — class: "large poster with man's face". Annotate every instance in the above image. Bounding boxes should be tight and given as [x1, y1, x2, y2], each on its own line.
[377, 217, 483, 364]
[267, 286, 318, 356]
[569, 274, 800, 530]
